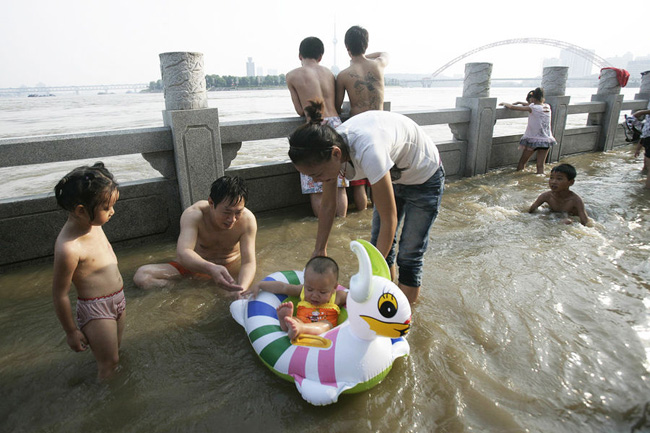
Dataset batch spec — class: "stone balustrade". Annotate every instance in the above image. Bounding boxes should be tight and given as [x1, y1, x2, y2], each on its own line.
[0, 53, 648, 268]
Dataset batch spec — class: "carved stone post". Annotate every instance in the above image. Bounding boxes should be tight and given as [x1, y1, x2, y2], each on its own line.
[452, 63, 497, 176]
[159, 52, 224, 209]
[542, 66, 570, 162]
[635, 70, 650, 103]
[588, 68, 624, 151]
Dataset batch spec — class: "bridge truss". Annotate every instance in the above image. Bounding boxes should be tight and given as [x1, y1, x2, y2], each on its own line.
[431, 38, 612, 78]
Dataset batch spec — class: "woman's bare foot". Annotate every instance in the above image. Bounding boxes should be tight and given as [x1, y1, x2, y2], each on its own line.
[276, 302, 294, 332]
[284, 316, 304, 340]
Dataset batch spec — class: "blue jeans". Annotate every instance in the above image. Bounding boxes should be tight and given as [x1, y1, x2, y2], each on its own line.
[371, 166, 445, 288]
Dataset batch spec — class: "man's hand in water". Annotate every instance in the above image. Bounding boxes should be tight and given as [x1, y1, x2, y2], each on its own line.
[210, 265, 243, 293]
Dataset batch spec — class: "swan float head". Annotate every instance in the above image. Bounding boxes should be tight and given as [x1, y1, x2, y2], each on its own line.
[347, 240, 411, 341]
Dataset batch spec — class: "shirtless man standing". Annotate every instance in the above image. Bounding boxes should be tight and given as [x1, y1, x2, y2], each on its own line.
[335, 25, 389, 210]
[335, 25, 389, 117]
[133, 176, 257, 293]
[286, 36, 348, 217]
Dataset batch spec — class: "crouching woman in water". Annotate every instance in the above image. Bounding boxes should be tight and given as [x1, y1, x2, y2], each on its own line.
[288, 99, 444, 303]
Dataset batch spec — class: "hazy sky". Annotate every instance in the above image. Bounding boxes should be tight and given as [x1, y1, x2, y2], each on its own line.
[0, 0, 644, 87]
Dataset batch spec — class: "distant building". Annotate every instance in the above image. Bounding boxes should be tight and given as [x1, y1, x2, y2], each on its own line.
[560, 48, 594, 77]
[543, 57, 562, 68]
[246, 58, 255, 77]
[256, 66, 264, 77]
[268, 69, 278, 76]
[627, 59, 650, 79]
[605, 52, 634, 69]
[543, 49, 596, 77]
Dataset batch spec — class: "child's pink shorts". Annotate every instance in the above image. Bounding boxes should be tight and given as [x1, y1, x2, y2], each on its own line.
[76, 288, 126, 329]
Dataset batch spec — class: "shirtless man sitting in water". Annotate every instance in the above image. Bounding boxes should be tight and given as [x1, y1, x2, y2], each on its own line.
[529, 163, 589, 226]
[133, 176, 257, 293]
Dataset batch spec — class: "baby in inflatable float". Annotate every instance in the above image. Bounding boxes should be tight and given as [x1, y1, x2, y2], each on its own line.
[230, 240, 412, 405]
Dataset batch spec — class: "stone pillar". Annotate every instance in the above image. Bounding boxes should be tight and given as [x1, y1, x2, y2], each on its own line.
[160, 52, 208, 110]
[542, 66, 570, 163]
[588, 68, 624, 151]
[452, 63, 497, 176]
[158, 52, 224, 209]
[635, 70, 650, 102]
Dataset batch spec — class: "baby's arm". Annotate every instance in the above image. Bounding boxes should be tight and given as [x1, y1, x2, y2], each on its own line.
[529, 192, 549, 213]
[246, 281, 302, 298]
[52, 243, 88, 352]
[335, 290, 348, 306]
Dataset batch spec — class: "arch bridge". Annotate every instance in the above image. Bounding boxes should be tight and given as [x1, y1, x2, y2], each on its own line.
[431, 38, 612, 78]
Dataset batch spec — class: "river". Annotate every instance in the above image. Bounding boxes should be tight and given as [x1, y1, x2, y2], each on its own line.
[0, 87, 649, 432]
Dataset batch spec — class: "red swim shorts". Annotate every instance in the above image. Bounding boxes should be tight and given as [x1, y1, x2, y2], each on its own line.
[349, 178, 369, 187]
[169, 261, 211, 279]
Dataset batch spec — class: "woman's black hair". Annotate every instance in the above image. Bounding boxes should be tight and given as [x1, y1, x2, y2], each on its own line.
[54, 162, 118, 221]
[288, 99, 346, 166]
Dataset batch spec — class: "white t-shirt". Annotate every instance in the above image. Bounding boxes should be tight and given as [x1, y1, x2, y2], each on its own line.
[335, 111, 441, 185]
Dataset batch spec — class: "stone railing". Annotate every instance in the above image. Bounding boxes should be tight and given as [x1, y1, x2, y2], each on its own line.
[0, 53, 648, 268]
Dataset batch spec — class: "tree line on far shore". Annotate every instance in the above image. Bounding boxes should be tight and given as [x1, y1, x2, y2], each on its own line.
[147, 74, 287, 92]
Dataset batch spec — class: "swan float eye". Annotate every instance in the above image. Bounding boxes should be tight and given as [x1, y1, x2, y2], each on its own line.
[378, 293, 398, 318]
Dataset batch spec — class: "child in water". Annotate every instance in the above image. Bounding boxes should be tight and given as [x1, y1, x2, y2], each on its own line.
[500, 87, 557, 174]
[632, 105, 650, 188]
[247, 256, 347, 340]
[52, 162, 125, 380]
[529, 163, 589, 226]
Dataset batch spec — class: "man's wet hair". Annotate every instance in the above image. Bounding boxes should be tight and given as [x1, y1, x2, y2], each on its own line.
[299, 37, 325, 60]
[551, 163, 577, 181]
[344, 26, 369, 56]
[209, 176, 248, 207]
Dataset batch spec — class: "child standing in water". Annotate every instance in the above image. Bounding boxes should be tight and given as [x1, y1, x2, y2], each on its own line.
[247, 256, 347, 341]
[52, 162, 125, 380]
[632, 105, 650, 189]
[500, 87, 557, 174]
[529, 163, 589, 226]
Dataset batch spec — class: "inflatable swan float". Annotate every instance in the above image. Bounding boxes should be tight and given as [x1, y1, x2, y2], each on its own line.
[230, 240, 412, 405]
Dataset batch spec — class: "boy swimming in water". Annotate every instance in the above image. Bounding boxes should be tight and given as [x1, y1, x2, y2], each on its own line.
[529, 163, 589, 226]
[247, 256, 347, 340]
